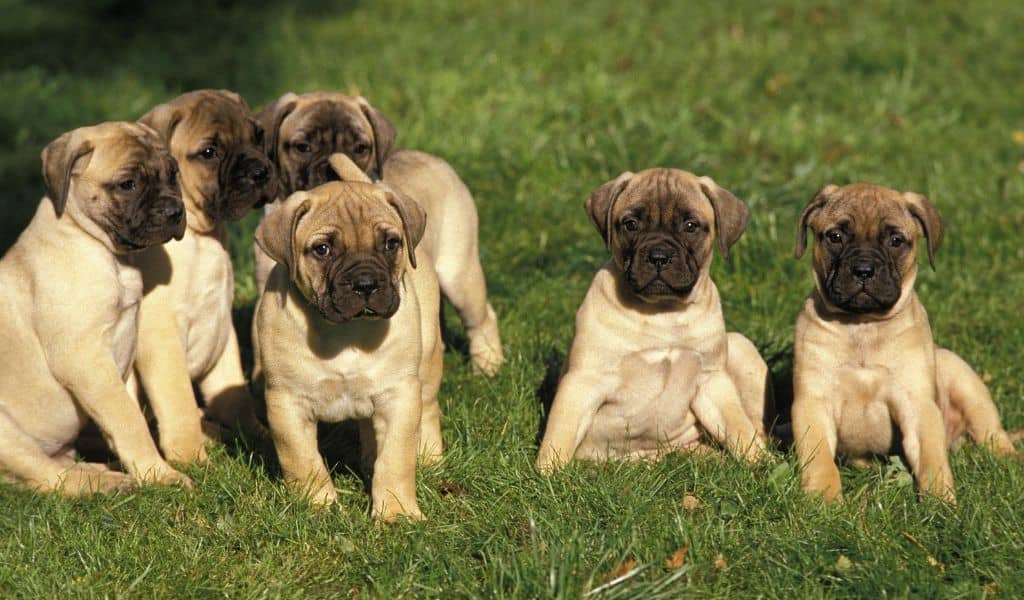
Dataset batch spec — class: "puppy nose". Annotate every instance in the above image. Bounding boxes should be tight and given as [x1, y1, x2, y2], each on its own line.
[851, 260, 876, 280]
[250, 164, 270, 184]
[647, 247, 672, 268]
[352, 274, 379, 297]
[158, 203, 184, 222]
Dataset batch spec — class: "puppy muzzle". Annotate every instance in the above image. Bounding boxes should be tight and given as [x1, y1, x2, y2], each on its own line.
[624, 239, 698, 299]
[823, 249, 901, 313]
[319, 261, 399, 323]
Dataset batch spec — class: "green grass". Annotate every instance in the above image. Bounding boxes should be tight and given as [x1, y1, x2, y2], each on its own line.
[2, 0, 1024, 596]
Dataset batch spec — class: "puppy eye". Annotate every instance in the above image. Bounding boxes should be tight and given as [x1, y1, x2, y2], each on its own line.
[119, 179, 136, 192]
[826, 230, 843, 244]
[294, 142, 312, 154]
[353, 142, 370, 155]
[890, 235, 905, 248]
[622, 218, 639, 232]
[384, 237, 401, 252]
[684, 220, 700, 233]
[312, 242, 331, 257]
[200, 146, 217, 160]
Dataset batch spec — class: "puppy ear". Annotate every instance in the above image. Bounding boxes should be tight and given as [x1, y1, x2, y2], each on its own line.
[355, 96, 396, 181]
[699, 176, 750, 259]
[256, 92, 299, 163]
[215, 89, 249, 110]
[795, 184, 838, 258]
[328, 153, 373, 184]
[585, 171, 634, 249]
[255, 191, 312, 281]
[41, 130, 94, 217]
[903, 192, 943, 270]
[138, 101, 184, 144]
[383, 186, 426, 269]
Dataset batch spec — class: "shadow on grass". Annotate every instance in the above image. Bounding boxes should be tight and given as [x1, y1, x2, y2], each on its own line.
[0, 0, 359, 253]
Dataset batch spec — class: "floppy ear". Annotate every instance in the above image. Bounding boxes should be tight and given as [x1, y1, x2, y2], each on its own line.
[584, 171, 634, 249]
[328, 153, 373, 184]
[41, 130, 94, 217]
[255, 191, 312, 281]
[698, 176, 750, 259]
[256, 92, 299, 163]
[903, 192, 943, 270]
[795, 184, 838, 259]
[383, 186, 426, 268]
[355, 96, 396, 181]
[138, 100, 184, 144]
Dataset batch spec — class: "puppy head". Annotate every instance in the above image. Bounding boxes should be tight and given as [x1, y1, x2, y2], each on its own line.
[42, 121, 185, 254]
[254, 181, 425, 323]
[257, 91, 395, 194]
[795, 183, 942, 315]
[139, 89, 275, 229]
[585, 168, 749, 302]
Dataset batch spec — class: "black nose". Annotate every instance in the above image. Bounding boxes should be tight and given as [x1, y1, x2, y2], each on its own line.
[851, 260, 876, 280]
[158, 203, 184, 222]
[647, 247, 672, 268]
[352, 274, 379, 297]
[250, 164, 270, 184]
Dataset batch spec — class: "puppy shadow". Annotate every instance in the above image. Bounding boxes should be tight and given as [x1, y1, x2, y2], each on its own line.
[533, 347, 566, 447]
[439, 302, 470, 362]
[764, 346, 795, 451]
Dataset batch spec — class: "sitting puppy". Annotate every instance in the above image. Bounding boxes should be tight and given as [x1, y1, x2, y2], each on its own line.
[254, 169, 442, 520]
[0, 122, 192, 494]
[536, 169, 772, 473]
[254, 91, 503, 375]
[131, 90, 276, 462]
[791, 183, 1017, 504]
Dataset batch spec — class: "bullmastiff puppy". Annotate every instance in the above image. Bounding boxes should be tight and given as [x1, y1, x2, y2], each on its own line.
[536, 168, 772, 473]
[254, 175, 443, 521]
[254, 91, 503, 375]
[791, 183, 1017, 505]
[0, 122, 192, 494]
[132, 90, 275, 463]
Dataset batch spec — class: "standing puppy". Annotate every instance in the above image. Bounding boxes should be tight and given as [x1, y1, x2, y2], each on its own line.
[254, 177, 442, 521]
[536, 169, 772, 473]
[0, 122, 192, 493]
[254, 92, 503, 375]
[791, 183, 1016, 504]
[132, 90, 276, 462]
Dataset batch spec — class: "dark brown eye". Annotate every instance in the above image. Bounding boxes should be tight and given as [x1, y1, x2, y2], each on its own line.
[826, 230, 843, 244]
[119, 179, 136, 192]
[353, 142, 369, 155]
[384, 237, 401, 252]
[312, 242, 331, 257]
[294, 142, 312, 153]
[622, 218, 639, 232]
[200, 146, 217, 160]
[684, 220, 699, 233]
[890, 235, 904, 248]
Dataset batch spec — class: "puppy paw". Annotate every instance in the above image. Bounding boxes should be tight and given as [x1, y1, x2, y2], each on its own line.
[802, 467, 843, 502]
[161, 432, 209, 464]
[142, 464, 195, 490]
[54, 466, 137, 496]
[468, 306, 504, 376]
[373, 504, 425, 523]
[306, 483, 339, 508]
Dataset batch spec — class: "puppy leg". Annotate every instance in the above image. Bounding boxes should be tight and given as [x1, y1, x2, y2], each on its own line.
[791, 396, 842, 501]
[0, 407, 133, 495]
[726, 332, 775, 436]
[936, 348, 1015, 455]
[370, 379, 424, 521]
[199, 329, 264, 441]
[135, 300, 207, 464]
[434, 247, 503, 376]
[536, 371, 608, 474]
[417, 331, 444, 466]
[887, 385, 956, 505]
[266, 388, 336, 506]
[692, 371, 767, 461]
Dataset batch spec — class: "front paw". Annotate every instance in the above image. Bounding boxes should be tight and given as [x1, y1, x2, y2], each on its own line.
[802, 466, 842, 502]
[53, 466, 137, 496]
[468, 307, 504, 376]
[373, 500, 425, 523]
[141, 463, 195, 489]
[161, 430, 209, 464]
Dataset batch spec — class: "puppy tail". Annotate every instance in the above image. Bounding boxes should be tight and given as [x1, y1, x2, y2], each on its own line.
[328, 153, 373, 184]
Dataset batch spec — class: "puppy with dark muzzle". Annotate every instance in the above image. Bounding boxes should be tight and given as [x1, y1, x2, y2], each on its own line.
[536, 168, 773, 473]
[791, 183, 1017, 505]
[130, 90, 276, 463]
[254, 173, 442, 521]
[253, 91, 503, 375]
[0, 122, 193, 494]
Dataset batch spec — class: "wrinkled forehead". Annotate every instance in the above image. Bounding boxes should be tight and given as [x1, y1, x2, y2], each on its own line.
[617, 173, 711, 221]
[286, 98, 368, 137]
[298, 186, 399, 238]
[815, 192, 916, 238]
[178, 96, 254, 143]
[88, 124, 169, 169]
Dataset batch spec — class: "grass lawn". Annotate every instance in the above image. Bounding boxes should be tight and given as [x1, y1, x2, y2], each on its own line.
[2, 0, 1024, 596]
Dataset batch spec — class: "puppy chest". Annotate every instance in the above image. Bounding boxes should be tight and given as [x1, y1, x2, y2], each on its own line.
[833, 366, 902, 456]
[182, 252, 234, 376]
